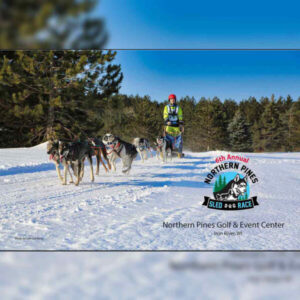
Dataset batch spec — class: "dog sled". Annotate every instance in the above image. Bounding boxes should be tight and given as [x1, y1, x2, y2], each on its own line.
[171, 140, 185, 158]
[163, 128, 185, 158]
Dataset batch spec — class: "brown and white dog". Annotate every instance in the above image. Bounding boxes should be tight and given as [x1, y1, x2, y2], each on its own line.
[88, 137, 111, 174]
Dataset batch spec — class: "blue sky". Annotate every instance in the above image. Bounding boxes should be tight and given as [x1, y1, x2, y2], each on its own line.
[113, 50, 300, 102]
[97, 0, 300, 48]
[94, 1, 300, 102]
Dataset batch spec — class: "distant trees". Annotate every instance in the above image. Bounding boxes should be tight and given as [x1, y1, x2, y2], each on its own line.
[285, 99, 300, 151]
[0, 51, 299, 152]
[252, 97, 285, 151]
[178, 95, 299, 152]
[189, 97, 227, 151]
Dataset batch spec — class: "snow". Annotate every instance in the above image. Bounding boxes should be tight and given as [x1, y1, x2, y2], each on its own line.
[0, 144, 299, 250]
[0, 252, 299, 299]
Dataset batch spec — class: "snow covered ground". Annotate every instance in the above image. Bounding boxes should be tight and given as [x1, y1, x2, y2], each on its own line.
[0, 252, 299, 299]
[0, 143, 299, 250]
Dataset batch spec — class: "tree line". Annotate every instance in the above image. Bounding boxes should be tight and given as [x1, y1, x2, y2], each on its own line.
[1, 51, 299, 152]
[179, 94, 300, 152]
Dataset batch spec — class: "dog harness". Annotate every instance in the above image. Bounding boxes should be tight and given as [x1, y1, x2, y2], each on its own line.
[59, 142, 87, 162]
[105, 141, 122, 156]
[60, 147, 72, 162]
[156, 138, 164, 147]
[156, 137, 172, 150]
[138, 143, 147, 151]
[49, 153, 60, 164]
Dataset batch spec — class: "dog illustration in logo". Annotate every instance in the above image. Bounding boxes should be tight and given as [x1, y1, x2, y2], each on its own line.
[214, 174, 248, 201]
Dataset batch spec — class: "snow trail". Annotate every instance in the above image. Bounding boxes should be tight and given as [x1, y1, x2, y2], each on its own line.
[0, 143, 299, 249]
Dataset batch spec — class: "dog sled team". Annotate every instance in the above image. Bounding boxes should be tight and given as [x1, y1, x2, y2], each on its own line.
[47, 94, 185, 186]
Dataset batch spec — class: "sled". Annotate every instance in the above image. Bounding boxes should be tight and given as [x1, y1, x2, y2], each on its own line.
[171, 151, 185, 158]
[163, 125, 184, 158]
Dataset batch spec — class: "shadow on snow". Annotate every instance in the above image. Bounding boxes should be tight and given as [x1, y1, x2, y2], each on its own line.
[0, 163, 56, 176]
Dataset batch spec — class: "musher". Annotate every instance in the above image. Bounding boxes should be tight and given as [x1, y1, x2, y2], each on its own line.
[163, 94, 184, 158]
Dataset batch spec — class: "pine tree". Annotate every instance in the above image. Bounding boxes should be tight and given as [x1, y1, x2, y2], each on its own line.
[213, 179, 219, 192]
[252, 120, 263, 152]
[193, 98, 226, 151]
[223, 99, 238, 149]
[0, 50, 123, 147]
[214, 175, 227, 192]
[227, 110, 252, 152]
[222, 176, 226, 188]
[177, 96, 196, 150]
[258, 97, 286, 151]
[0, 0, 107, 49]
[218, 175, 222, 189]
[287, 99, 300, 151]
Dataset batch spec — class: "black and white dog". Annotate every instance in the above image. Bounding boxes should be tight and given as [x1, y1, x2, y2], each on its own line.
[47, 139, 74, 185]
[58, 141, 94, 186]
[214, 174, 248, 201]
[132, 138, 152, 163]
[102, 133, 137, 174]
[155, 136, 173, 163]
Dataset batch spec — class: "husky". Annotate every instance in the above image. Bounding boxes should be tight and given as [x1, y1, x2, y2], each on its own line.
[132, 137, 152, 163]
[153, 142, 161, 160]
[155, 136, 173, 163]
[214, 174, 248, 201]
[47, 139, 74, 184]
[58, 140, 94, 186]
[153, 141, 163, 160]
[102, 133, 137, 174]
[88, 137, 111, 174]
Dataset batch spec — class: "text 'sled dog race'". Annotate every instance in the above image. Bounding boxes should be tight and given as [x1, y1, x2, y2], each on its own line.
[202, 154, 259, 211]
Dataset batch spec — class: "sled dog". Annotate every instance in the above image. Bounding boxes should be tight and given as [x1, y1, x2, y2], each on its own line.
[214, 174, 248, 201]
[88, 137, 111, 174]
[102, 133, 137, 174]
[47, 139, 74, 184]
[58, 140, 94, 186]
[155, 136, 173, 163]
[132, 137, 152, 162]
